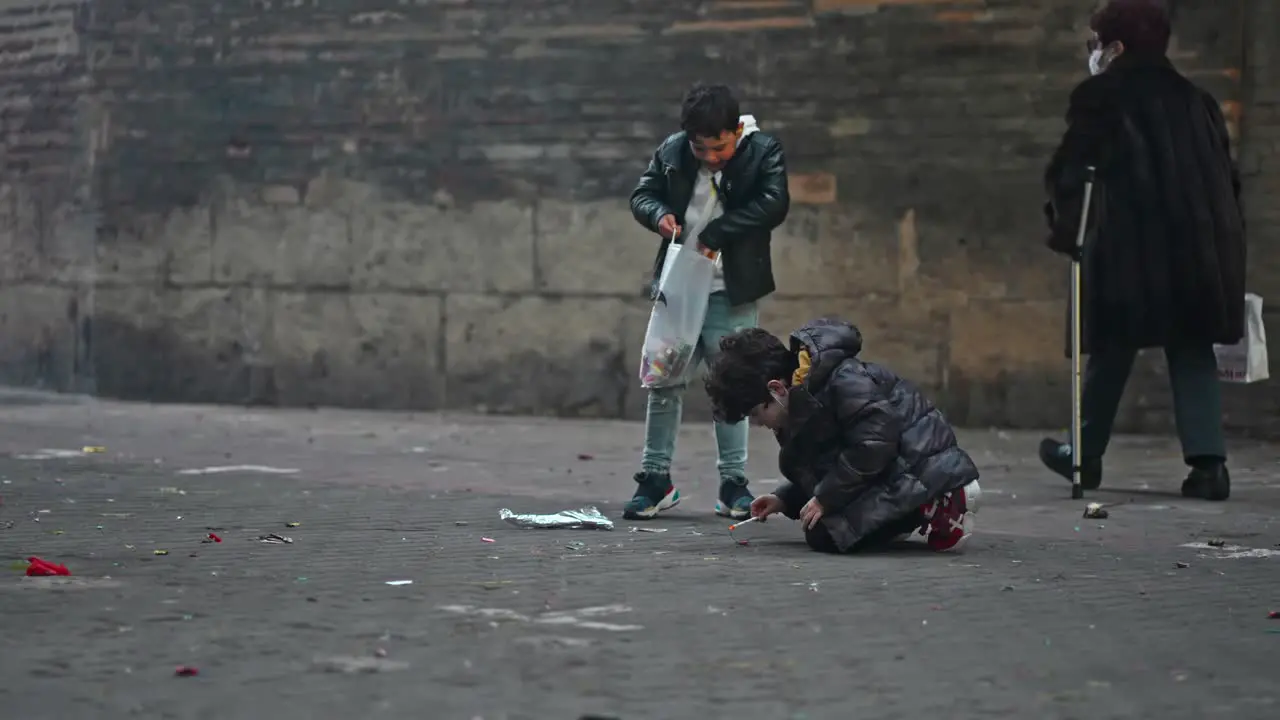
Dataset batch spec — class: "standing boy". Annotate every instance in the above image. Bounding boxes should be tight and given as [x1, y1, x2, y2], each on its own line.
[624, 83, 790, 521]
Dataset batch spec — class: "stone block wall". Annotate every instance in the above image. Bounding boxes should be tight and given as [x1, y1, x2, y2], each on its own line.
[0, 0, 95, 393]
[1218, 0, 1280, 435]
[1, 0, 1277, 433]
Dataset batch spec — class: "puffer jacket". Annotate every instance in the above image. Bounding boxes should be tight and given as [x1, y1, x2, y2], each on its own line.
[773, 318, 979, 552]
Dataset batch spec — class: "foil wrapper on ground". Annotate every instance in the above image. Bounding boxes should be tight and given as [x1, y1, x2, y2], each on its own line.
[499, 506, 614, 531]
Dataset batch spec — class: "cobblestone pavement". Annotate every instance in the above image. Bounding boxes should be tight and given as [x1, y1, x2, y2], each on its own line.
[0, 390, 1278, 720]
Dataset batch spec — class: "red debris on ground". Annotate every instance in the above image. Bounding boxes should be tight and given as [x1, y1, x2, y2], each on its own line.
[25, 557, 70, 576]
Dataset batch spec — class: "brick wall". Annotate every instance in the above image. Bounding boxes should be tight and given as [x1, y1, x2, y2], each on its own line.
[0, 0, 95, 393]
[1117, 0, 1279, 437]
[0, 0, 1276, 433]
[1219, 0, 1280, 435]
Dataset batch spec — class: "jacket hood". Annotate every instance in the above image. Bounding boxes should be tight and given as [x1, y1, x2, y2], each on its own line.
[737, 114, 759, 145]
[789, 318, 864, 390]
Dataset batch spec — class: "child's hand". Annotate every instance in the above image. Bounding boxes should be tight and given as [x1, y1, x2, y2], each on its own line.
[799, 498, 825, 530]
[658, 214, 682, 239]
[750, 494, 784, 521]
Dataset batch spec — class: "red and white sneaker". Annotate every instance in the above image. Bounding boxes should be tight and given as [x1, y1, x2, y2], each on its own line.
[922, 480, 980, 552]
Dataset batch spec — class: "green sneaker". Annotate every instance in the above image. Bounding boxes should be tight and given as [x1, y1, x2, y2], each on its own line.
[623, 472, 680, 520]
[714, 477, 754, 520]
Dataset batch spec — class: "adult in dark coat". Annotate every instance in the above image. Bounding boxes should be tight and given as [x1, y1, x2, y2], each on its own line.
[704, 320, 981, 553]
[1039, 0, 1246, 501]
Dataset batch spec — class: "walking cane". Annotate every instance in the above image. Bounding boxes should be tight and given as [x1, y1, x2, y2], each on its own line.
[1070, 166, 1096, 500]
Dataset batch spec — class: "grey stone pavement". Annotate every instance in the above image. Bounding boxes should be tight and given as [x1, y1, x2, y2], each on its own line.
[0, 389, 1278, 720]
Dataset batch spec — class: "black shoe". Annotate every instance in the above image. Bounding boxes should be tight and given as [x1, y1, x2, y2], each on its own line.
[1181, 464, 1230, 501]
[623, 472, 680, 520]
[1038, 438, 1103, 490]
[714, 477, 754, 520]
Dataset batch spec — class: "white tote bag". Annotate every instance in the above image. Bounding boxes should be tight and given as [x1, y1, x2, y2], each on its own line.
[1214, 293, 1269, 383]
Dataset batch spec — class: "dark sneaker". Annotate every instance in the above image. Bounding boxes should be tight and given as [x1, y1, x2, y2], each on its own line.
[714, 478, 754, 520]
[1181, 464, 1230, 501]
[1038, 438, 1103, 490]
[623, 471, 680, 520]
[923, 480, 981, 552]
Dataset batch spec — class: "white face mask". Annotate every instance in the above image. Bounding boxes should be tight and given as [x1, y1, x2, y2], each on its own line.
[770, 390, 787, 408]
[1088, 49, 1105, 76]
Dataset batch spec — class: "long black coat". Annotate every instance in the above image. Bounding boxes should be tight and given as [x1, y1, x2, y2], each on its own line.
[1045, 52, 1246, 354]
[772, 319, 979, 552]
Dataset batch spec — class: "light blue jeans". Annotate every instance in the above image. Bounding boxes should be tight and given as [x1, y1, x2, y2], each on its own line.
[641, 291, 759, 480]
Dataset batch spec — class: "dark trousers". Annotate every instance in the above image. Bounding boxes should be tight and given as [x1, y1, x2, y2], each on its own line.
[805, 511, 926, 554]
[1082, 344, 1226, 463]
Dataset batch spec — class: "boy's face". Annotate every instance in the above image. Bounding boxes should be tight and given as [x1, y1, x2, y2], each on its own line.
[747, 380, 788, 431]
[689, 124, 742, 172]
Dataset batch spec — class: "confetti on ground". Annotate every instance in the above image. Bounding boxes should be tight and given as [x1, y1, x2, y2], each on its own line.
[178, 465, 299, 475]
[25, 557, 71, 576]
[1083, 503, 1109, 519]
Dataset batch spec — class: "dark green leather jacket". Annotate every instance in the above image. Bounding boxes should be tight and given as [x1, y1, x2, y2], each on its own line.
[630, 130, 789, 306]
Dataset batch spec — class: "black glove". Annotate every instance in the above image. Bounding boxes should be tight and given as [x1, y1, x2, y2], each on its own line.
[1045, 233, 1081, 262]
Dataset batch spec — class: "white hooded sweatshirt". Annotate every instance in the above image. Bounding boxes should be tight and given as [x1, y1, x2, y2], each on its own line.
[681, 114, 760, 294]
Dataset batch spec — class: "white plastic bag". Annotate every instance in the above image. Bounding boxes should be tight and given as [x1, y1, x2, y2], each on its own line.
[1214, 293, 1269, 383]
[638, 241, 716, 388]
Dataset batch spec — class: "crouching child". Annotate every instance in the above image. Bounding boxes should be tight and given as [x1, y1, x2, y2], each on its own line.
[704, 319, 981, 553]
